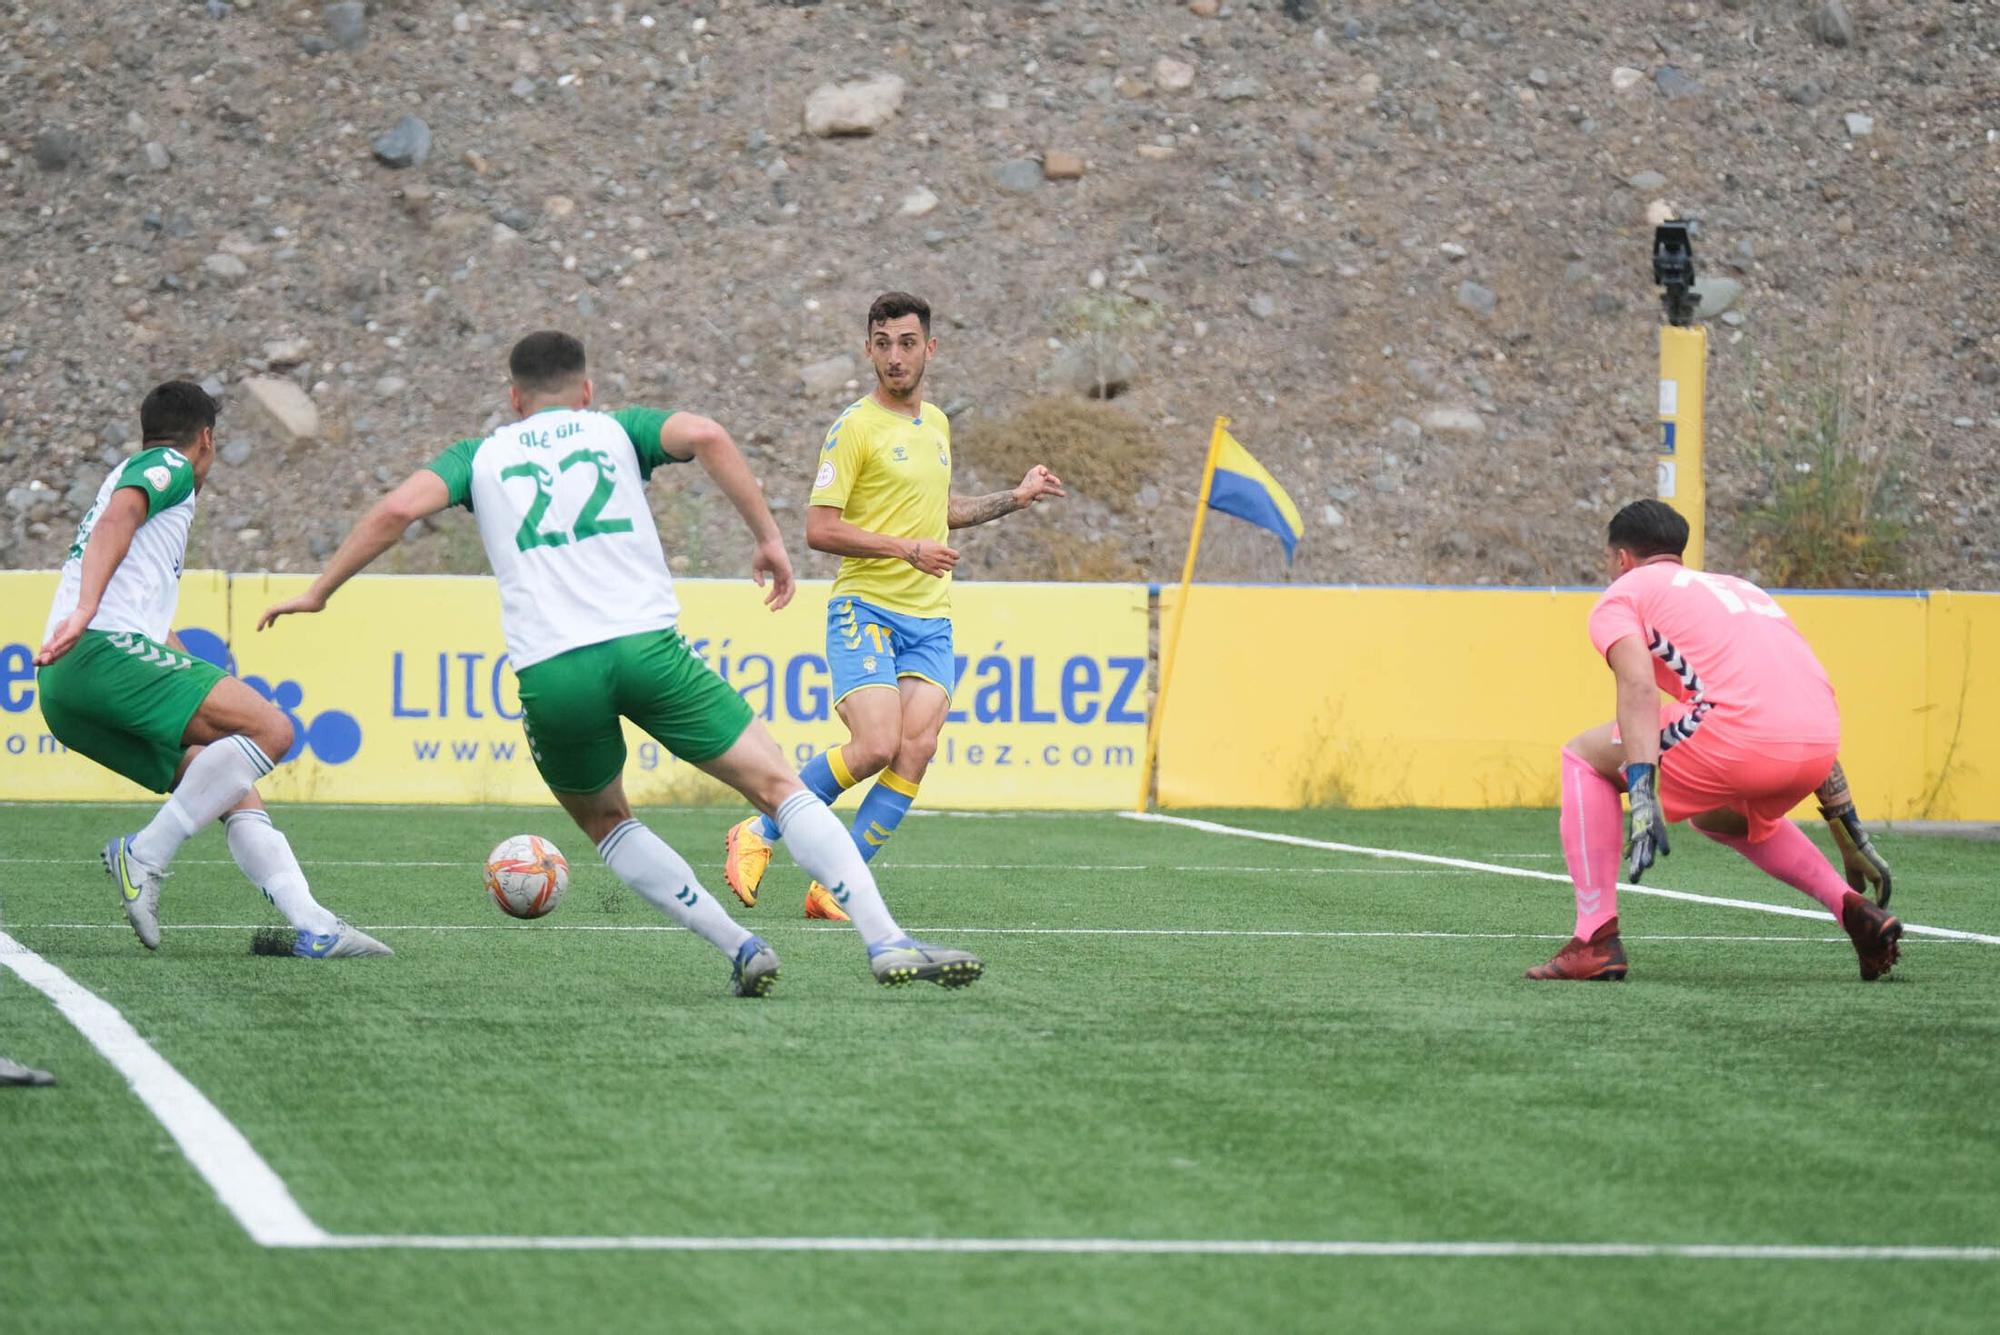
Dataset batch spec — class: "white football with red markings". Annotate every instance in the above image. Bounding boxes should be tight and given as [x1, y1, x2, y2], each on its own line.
[484, 834, 569, 920]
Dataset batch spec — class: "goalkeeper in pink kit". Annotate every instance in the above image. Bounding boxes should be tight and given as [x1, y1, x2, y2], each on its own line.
[1530, 500, 1900, 983]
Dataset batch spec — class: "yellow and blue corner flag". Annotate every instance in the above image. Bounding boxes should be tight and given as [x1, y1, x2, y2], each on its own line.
[1206, 428, 1304, 562]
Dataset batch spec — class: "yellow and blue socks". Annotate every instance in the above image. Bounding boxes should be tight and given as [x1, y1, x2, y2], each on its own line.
[756, 746, 859, 841]
[850, 768, 919, 863]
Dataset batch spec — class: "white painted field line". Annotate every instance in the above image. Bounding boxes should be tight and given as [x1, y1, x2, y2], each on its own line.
[305, 1234, 1998, 1260]
[0, 858, 1467, 876]
[0, 929, 327, 1247]
[1124, 812, 2000, 947]
[19, 921, 1983, 947]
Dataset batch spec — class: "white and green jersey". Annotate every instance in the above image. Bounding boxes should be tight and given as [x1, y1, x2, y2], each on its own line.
[43, 446, 198, 643]
[425, 407, 687, 670]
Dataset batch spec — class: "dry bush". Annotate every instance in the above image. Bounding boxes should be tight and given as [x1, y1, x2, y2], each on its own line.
[953, 397, 1161, 514]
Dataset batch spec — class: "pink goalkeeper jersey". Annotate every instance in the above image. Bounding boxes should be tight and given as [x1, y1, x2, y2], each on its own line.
[1588, 562, 1840, 749]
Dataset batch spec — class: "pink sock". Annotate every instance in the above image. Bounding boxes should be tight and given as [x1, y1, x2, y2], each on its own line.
[1701, 820, 1849, 917]
[1559, 748, 1622, 939]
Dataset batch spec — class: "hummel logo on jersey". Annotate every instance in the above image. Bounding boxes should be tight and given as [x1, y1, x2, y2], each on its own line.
[144, 466, 172, 491]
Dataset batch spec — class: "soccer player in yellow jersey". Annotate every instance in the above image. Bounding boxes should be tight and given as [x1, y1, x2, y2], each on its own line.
[725, 292, 1064, 919]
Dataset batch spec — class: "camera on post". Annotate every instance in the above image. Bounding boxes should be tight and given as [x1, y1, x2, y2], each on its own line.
[1653, 220, 1699, 327]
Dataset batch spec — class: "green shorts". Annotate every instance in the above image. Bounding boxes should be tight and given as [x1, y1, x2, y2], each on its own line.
[37, 629, 227, 793]
[514, 629, 754, 795]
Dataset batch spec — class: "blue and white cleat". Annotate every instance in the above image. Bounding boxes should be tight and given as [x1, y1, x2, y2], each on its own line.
[286, 921, 393, 959]
[868, 937, 985, 989]
[102, 835, 163, 951]
[730, 935, 780, 998]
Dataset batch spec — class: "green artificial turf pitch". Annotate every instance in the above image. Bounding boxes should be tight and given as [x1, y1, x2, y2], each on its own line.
[2, 804, 1996, 1333]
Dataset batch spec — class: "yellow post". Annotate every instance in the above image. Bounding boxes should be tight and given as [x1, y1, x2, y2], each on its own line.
[1657, 323, 1707, 569]
[1135, 417, 1226, 811]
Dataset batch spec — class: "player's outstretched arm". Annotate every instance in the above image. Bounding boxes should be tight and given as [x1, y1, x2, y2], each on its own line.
[947, 464, 1066, 530]
[34, 487, 146, 666]
[1816, 760, 1891, 907]
[257, 471, 450, 630]
[805, 506, 959, 578]
[659, 412, 794, 610]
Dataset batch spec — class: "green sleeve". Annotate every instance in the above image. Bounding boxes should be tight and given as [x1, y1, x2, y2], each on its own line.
[114, 448, 196, 517]
[610, 407, 678, 479]
[424, 437, 483, 509]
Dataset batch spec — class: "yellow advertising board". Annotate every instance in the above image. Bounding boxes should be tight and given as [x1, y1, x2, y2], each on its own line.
[0, 573, 1148, 809]
[1154, 585, 2000, 820]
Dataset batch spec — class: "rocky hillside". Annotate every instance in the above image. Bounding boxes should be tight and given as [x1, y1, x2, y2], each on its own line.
[3, 0, 1996, 589]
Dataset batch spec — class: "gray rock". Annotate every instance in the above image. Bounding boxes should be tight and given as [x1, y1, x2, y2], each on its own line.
[1720, 310, 1746, 327]
[324, 1, 367, 50]
[66, 479, 97, 509]
[1137, 484, 1161, 510]
[1692, 276, 1742, 318]
[5, 487, 37, 513]
[143, 141, 172, 172]
[510, 77, 536, 99]
[1421, 406, 1486, 435]
[494, 205, 534, 232]
[33, 127, 85, 172]
[1246, 293, 1279, 320]
[798, 355, 857, 398]
[1844, 112, 1874, 138]
[374, 375, 409, 398]
[1455, 281, 1497, 316]
[199, 376, 227, 400]
[372, 115, 432, 168]
[1528, 68, 1551, 88]
[994, 158, 1043, 193]
[300, 35, 333, 56]
[803, 74, 905, 137]
[1626, 169, 1668, 191]
[1654, 66, 1700, 100]
[220, 439, 253, 466]
[206, 0, 231, 16]
[1813, 0, 1854, 47]
[202, 253, 249, 280]
[102, 421, 131, 446]
[575, 293, 595, 319]
[1048, 338, 1137, 399]
[1216, 77, 1266, 102]
[141, 208, 164, 231]
[242, 376, 319, 441]
[1787, 81, 1823, 108]
[1272, 248, 1304, 268]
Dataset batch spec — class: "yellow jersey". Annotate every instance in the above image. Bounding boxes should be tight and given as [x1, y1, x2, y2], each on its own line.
[808, 394, 953, 618]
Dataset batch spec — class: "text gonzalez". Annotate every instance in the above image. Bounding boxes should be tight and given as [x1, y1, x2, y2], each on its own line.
[385, 643, 1146, 727]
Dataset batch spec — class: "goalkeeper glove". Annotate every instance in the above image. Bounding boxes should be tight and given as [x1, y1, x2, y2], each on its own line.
[1821, 797, 1892, 908]
[1623, 763, 1670, 883]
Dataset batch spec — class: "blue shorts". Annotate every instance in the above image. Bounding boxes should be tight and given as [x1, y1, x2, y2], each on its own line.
[826, 595, 955, 704]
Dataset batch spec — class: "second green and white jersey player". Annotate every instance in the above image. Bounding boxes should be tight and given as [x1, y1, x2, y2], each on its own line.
[261, 330, 987, 992]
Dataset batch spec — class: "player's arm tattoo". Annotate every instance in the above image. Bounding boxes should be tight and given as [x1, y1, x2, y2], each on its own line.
[1815, 760, 1853, 813]
[947, 490, 1021, 530]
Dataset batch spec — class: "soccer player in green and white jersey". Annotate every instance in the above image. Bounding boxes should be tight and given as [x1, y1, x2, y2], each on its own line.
[33, 381, 390, 959]
[258, 331, 982, 993]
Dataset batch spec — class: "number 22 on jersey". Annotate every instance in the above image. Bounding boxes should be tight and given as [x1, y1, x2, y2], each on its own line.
[501, 447, 634, 551]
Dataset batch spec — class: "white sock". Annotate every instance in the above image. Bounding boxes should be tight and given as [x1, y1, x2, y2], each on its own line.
[774, 790, 903, 949]
[130, 736, 275, 870]
[597, 819, 752, 958]
[225, 810, 338, 936]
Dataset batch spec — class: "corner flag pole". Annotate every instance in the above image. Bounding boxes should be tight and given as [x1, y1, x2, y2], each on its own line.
[1136, 416, 1226, 811]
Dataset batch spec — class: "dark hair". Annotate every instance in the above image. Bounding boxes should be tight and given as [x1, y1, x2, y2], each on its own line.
[1607, 499, 1689, 559]
[866, 291, 931, 336]
[139, 380, 219, 446]
[509, 330, 588, 393]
